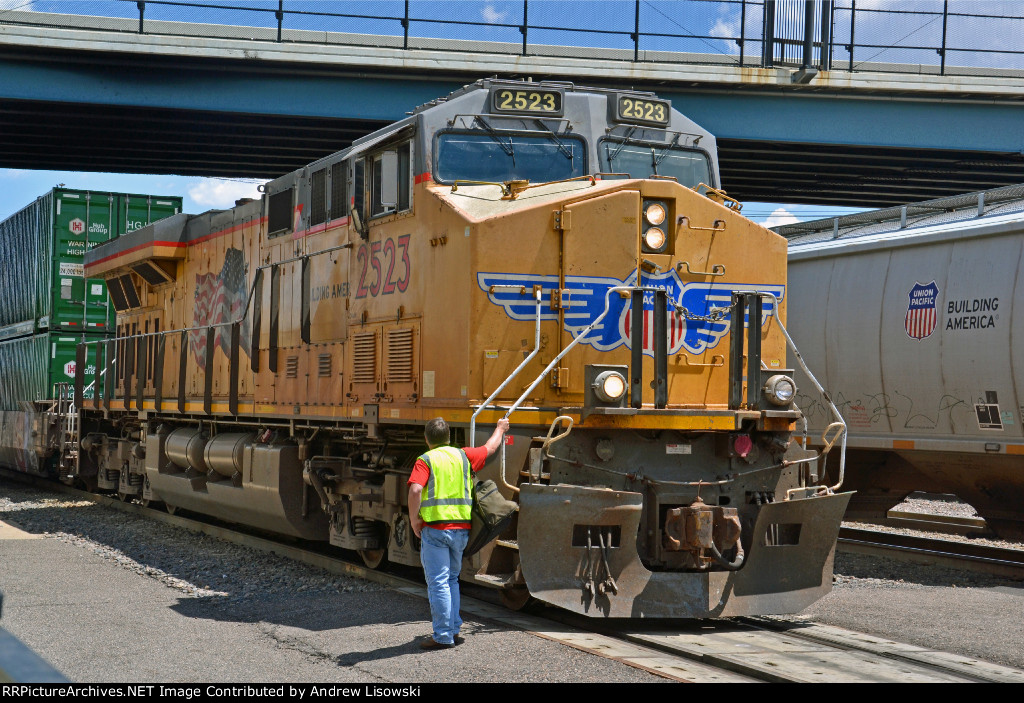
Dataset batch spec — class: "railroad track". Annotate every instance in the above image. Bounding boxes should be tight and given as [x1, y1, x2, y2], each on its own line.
[838, 526, 1024, 579]
[858, 510, 991, 537]
[3, 471, 1024, 683]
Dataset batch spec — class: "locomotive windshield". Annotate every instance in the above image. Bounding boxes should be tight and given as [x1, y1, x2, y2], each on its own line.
[600, 139, 712, 188]
[435, 131, 586, 184]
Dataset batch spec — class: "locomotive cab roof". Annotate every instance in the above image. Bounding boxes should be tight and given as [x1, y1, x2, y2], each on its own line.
[262, 78, 720, 199]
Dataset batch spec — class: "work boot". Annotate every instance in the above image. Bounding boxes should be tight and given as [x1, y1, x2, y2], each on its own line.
[419, 636, 453, 650]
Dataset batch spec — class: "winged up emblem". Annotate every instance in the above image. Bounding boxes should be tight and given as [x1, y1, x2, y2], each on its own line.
[477, 270, 784, 357]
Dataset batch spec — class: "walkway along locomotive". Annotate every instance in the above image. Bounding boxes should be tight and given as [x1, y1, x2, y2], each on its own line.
[20, 80, 851, 618]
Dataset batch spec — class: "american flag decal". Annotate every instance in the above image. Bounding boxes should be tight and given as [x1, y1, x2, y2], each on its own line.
[190, 248, 251, 368]
[905, 281, 939, 340]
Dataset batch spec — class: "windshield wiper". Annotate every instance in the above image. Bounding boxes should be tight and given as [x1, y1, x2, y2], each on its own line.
[651, 132, 682, 175]
[473, 116, 515, 160]
[606, 127, 638, 166]
[532, 119, 574, 161]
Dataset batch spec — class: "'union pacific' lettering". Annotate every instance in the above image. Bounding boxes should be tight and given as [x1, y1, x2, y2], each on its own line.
[909, 287, 937, 306]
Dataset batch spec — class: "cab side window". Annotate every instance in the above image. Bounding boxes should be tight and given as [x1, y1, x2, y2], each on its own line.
[353, 160, 365, 221]
[368, 141, 412, 219]
[397, 142, 411, 210]
[267, 188, 293, 237]
[329, 161, 347, 221]
[309, 168, 327, 228]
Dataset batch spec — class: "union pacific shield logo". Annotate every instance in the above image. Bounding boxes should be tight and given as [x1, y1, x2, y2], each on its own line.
[905, 281, 939, 340]
[477, 270, 784, 357]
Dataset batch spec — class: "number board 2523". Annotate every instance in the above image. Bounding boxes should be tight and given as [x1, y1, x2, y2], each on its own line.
[491, 88, 564, 117]
[614, 95, 670, 126]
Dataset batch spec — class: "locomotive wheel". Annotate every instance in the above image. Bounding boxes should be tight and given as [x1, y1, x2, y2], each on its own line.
[76, 476, 99, 493]
[499, 587, 535, 612]
[358, 548, 387, 569]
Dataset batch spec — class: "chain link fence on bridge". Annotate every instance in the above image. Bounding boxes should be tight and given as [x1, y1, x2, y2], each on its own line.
[1, 0, 1023, 77]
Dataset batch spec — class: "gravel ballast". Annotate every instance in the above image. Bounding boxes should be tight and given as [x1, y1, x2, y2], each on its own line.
[0, 486, 382, 602]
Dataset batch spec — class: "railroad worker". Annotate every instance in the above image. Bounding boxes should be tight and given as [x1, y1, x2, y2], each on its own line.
[408, 416, 510, 650]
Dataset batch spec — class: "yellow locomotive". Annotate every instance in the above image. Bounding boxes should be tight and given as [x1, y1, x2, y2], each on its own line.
[64, 80, 850, 618]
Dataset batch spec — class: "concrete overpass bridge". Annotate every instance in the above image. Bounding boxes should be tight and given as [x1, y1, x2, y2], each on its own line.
[1, 0, 1024, 206]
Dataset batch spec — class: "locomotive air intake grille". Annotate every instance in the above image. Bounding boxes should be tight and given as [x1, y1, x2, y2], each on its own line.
[318, 352, 332, 378]
[352, 332, 377, 384]
[386, 328, 414, 383]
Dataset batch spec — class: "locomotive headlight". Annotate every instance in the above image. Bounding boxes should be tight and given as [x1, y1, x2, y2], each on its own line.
[593, 370, 627, 403]
[763, 375, 797, 406]
[644, 202, 667, 226]
[643, 227, 666, 252]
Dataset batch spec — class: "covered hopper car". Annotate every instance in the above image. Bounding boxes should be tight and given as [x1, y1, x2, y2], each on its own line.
[5, 79, 850, 618]
[782, 185, 1024, 540]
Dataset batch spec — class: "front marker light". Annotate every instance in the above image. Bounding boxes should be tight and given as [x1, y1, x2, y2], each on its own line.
[644, 202, 667, 226]
[643, 227, 666, 252]
[593, 370, 627, 403]
[763, 375, 797, 406]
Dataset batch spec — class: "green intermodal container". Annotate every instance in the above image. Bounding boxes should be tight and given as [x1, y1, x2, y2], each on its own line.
[0, 188, 182, 336]
[0, 331, 103, 410]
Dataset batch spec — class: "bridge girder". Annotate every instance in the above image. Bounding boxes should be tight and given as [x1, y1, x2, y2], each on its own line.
[2, 45, 1023, 207]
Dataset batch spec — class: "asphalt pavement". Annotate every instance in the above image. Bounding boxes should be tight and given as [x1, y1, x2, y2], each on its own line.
[0, 520, 664, 684]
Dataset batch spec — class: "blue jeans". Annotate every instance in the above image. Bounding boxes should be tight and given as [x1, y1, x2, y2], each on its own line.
[419, 526, 470, 644]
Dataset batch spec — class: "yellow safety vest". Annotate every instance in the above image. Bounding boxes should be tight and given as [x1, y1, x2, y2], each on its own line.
[418, 446, 473, 524]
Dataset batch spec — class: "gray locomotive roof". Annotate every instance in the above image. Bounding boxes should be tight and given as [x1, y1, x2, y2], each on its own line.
[305, 79, 714, 164]
[265, 78, 719, 195]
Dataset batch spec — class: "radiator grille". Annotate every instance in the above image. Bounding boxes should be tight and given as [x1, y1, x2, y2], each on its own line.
[286, 355, 299, 379]
[352, 332, 377, 384]
[318, 352, 332, 378]
[386, 328, 415, 383]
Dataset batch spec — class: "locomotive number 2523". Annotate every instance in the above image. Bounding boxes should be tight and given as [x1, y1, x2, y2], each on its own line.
[491, 88, 564, 116]
[355, 234, 411, 298]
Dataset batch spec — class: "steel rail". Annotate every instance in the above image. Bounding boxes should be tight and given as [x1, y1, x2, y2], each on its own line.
[837, 526, 1024, 580]
[877, 510, 990, 537]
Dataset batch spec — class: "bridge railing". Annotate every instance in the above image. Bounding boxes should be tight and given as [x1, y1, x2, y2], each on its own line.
[1, 0, 1022, 78]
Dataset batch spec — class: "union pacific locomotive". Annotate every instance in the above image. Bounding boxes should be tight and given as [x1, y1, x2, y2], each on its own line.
[11, 80, 851, 618]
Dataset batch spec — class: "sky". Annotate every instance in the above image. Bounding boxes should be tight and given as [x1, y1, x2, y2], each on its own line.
[0, 169, 265, 221]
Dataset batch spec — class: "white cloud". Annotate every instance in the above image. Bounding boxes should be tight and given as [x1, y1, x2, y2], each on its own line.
[763, 207, 799, 228]
[481, 4, 507, 24]
[188, 179, 263, 209]
[709, 16, 740, 40]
